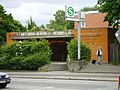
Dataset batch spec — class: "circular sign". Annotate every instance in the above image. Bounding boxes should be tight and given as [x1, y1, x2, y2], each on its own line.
[67, 6, 74, 17]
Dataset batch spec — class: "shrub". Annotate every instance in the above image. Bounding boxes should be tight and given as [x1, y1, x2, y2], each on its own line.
[8, 56, 24, 70]
[22, 53, 50, 70]
[67, 39, 78, 60]
[67, 39, 91, 61]
[0, 39, 52, 70]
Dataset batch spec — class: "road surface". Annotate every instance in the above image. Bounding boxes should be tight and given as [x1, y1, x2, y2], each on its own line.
[1, 78, 118, 90]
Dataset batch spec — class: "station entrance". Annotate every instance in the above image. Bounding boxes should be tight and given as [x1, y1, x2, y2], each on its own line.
[49, 38, 72, 62]
[50, 41, 67, 62]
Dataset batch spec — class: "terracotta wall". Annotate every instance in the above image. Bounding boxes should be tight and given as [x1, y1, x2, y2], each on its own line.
[6, 33, 17, 45]
[85, 13, 108, 28]
[74, 13, 108, 29]
[74, 28, 109, 63]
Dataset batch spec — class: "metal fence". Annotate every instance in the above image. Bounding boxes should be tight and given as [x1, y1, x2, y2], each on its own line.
[110, 43, 120, 64]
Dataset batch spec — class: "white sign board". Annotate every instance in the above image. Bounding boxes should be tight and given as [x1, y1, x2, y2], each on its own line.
[115, 28, 120, 43]
[66, 18, 79, 22]
[66, 6, 75, 18]
[80, 12, 85, 19]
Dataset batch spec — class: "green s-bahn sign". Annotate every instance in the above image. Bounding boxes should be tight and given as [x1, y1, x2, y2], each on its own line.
[66, 6, 75, 17]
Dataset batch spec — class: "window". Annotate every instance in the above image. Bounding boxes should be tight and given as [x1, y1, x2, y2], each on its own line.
[81, 21, 85, 28]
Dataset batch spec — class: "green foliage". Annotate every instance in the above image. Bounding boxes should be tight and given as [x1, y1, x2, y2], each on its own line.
[26, 16, 37, 30]
[81, 43, 91, 61]
[98, 0, 120, 28]
[0, 5, 26, 43]
[81, 5, 100, 12]
[46, 10, 74, 31]
[41, 24, 45, 28]
[67, 39, 78, 60]
[0, 39, 52, 70]
[25, 17, 47, 32]
[23, 53, 50, 70]
[67, 39, 91, 61]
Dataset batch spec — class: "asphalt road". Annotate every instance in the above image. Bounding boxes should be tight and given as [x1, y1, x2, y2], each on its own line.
[1, 78, 118, 90]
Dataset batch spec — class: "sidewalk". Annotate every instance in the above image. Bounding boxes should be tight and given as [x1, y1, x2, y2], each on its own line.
[2, 63, 120, 82]
[79, 63, 120, 73]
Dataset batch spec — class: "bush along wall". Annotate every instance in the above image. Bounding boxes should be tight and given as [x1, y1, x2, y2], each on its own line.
[67, 39, 91, 61]
[67, 39, 91, 72]
[0, 39, 52, 70]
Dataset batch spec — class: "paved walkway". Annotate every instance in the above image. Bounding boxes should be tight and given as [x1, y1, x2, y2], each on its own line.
[0, 63, 120, 82]
[79, 63, 120, 73]
[2, 63, 119, 82]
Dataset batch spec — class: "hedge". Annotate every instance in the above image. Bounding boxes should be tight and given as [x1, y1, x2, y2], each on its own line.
[0, 39, 52, 70]
[67, 39, 91, 61]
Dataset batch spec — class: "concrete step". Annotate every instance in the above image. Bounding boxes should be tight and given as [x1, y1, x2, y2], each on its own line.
[48, 62, 68, 71]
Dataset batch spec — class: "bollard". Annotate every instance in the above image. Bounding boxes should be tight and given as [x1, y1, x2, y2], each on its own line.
[118, 76, 120, 90]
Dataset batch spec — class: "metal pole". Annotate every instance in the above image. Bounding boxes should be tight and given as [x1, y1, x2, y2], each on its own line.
[78, 11, 81, 60]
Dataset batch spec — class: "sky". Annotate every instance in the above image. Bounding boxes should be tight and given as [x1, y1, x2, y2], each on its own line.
[0, 0, 98, 26]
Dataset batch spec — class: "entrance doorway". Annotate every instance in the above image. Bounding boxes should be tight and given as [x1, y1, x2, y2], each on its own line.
[50, 41, 67, 62]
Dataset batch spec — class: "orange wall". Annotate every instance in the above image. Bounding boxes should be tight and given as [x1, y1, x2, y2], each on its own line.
[74, 13, 108, 29]
[6, 33, 17, 45]
[74, 28, 109, 63]
[85, 13, 108, 28]
[74, 15, 78, 30]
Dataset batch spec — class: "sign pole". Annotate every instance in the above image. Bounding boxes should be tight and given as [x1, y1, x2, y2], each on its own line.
[65, 6, 84, 60]
[78, 11, 81, 60]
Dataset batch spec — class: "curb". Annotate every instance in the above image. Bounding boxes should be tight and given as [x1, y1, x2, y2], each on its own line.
[10, 75, 118, 82]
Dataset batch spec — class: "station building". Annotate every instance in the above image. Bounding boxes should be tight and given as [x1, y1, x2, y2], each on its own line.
[7, 30, 74, 62]
[74, 13, 117, 63]
[6, 13, 117, 63]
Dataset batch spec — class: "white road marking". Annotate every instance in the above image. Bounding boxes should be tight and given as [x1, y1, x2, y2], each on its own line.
[32, 87, 55, 90]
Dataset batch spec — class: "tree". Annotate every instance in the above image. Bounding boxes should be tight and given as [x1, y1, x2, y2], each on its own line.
[98, 0, 120, 28]
[41, 24, 45, 29]
[12, 20, 27, 32]
[0, 5, 8, 42]
[81, 5, 100, 12]
[0, 5, 26, 44]
[46, 10, 74, 31]
[26, 16, 37, 31]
